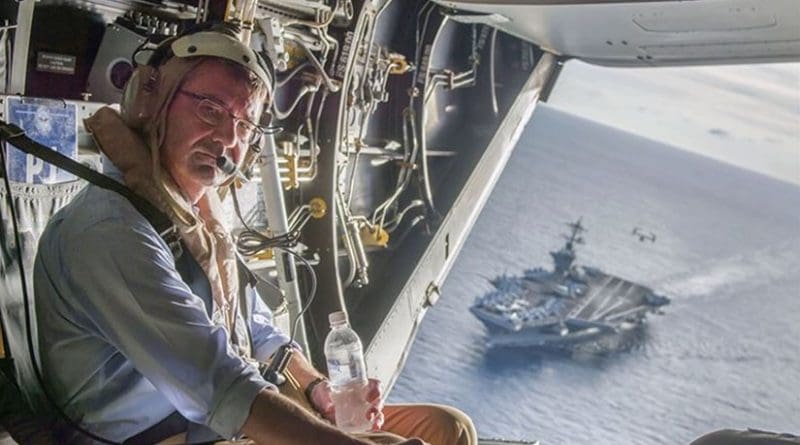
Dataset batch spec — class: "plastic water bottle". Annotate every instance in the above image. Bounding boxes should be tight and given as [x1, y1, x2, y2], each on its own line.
[324, 311, 372, 433]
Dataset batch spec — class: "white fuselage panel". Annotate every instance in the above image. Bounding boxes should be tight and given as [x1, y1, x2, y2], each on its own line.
[435, 0, 800, 66]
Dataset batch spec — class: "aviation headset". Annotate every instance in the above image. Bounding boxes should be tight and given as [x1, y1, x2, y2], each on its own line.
[120, 23, 275, 130]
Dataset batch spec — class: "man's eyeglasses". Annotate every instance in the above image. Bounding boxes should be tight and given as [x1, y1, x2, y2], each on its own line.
[178, 90, 264, 145]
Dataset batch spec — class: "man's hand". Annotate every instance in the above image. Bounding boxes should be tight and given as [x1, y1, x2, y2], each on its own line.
[242, 388, 429, 445]
[309, 379, 335, 423]
[364, 378, 385, 431]
[310, 378, 385, 431]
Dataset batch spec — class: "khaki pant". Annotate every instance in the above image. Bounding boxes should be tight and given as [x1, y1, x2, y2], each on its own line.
[160, 370, 477, 445]
[281, 371, 477, 445]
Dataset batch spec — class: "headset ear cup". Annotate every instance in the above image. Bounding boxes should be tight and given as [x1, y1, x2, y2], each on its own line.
[120, 65, 159, 129]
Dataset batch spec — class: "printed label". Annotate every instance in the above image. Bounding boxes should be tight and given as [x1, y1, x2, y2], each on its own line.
[417, 44, 432, 85]
[36, 52, 77, 75]
[334, 31, 355, 79]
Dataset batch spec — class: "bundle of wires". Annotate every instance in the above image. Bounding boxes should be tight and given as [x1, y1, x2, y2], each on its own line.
[229, 187, 317, 342]
[230, 187, 302, 256]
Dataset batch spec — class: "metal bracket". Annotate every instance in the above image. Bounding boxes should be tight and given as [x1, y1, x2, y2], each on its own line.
[424, 282, 440, 307]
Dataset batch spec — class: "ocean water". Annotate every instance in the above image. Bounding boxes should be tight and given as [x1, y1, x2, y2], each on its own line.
[388, 105, 800, 445]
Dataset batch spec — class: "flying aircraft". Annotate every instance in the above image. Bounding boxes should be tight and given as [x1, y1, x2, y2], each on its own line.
[0, 0, 798, 443]
[632, 227, 656, 243]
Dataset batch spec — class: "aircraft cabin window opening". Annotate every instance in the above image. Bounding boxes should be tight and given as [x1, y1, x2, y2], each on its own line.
[0, 1, 797, 444]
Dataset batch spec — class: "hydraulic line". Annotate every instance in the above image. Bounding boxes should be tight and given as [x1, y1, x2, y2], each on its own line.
[285, 31, 340, 92]
[273, 83, 317, 120]
[276, 61, 310, 88]
[336, 192, 359, 288]
[282, 0, 339, 29]
[372, 108, 418, 229]
[489, 27, 499, 115]
[384, 199, 425, 233]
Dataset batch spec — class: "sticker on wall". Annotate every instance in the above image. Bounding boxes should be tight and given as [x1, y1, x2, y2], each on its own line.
[4, 96, 77, 184]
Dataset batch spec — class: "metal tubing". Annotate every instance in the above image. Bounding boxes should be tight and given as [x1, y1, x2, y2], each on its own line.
[8, 0, 35, 95]
[258, 135, 308, 351]
[335, 192, 359, 288]
[489, 27, 499, 115]
[347, 219, 370, 287]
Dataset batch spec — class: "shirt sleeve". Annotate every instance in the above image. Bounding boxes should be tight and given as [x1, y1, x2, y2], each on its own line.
[247, 286, 295, 362]
[60, 216, 272, 439]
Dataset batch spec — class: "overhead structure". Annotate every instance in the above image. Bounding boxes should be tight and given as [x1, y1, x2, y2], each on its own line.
[434, 0, 800, 66]
[0, 1, 797, 429]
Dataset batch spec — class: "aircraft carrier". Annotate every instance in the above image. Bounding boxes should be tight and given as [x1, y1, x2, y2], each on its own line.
[470, 219, 669, 349]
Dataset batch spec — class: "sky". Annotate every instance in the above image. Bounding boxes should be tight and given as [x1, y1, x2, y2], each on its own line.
[547, 61, 800, 186]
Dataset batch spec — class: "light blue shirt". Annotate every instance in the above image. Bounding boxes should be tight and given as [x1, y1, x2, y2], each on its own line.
[33, 162, 291, 442]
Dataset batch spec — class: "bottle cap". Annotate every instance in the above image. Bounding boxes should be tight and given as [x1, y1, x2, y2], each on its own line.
[329, 311, 348, 326]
